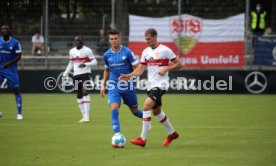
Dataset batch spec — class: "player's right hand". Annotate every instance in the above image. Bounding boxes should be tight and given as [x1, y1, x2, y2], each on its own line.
[100, 86, 105, 98]
[119, 74, 130, 81]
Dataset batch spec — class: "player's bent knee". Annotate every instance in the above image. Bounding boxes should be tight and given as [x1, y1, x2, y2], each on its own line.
[130, 107, 138, 113]
[152, 107, 161, 116]
[110, 103, 120, 110]
[143, 105, 152, 111]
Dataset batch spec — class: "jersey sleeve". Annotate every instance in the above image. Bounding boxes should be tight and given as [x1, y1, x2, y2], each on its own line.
[140, 49, 147, 65]
[40, 36, 44, 43]
[127, 51, 138, 66]
[87, 48, 95, 60]
[63, 50, 73, 76]
[31, 36, 35, 43]
[103, 54, 109, 69]
[166, 47, 177, 61]
[85, 48, 97, 66]
[69, 49, 73, 60]
[14, 41, 22, 54]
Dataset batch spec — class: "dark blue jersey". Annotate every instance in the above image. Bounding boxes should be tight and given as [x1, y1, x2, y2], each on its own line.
[0, 37, 22, 88]
[0, 37, 22, 71]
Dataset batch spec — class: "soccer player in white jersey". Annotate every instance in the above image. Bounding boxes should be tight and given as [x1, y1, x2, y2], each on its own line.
[119, 28, 182, 147]
[62, 36, 97, 122]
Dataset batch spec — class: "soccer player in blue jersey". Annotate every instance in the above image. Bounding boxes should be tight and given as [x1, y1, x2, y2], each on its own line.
[0, 25, 23, 120]
[100, 29, 143, 136]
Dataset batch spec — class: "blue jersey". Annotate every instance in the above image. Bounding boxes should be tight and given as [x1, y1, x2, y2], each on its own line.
[103, 45, 138, 87]
[0, 37, 22, 88]
[103, 46, 138, 108]
[0, 37, 22, 71]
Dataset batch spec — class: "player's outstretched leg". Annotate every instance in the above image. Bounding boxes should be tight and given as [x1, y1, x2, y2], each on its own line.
[155, 111, 179, 146]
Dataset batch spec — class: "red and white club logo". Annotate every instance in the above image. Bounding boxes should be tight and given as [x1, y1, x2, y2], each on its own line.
[170, 15, 203, 54]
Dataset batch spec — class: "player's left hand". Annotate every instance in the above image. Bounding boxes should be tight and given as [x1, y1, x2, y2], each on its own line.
[158, 69, 167, 76]
[79, 63, 86, 68]
[100, 86, 106, 98]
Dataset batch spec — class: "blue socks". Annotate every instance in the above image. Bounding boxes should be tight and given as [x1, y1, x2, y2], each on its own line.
[111, 109, 142, 133]
[133, 109, 143, 118]
[111, 109, 120, 133]
[15, 93, 22, 115]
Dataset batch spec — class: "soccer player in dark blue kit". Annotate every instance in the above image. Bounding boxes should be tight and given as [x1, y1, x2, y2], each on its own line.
[100, 29, 143, 137]
[0, 25, 23, 120]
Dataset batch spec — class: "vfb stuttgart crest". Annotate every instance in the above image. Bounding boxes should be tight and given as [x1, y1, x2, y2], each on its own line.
[170, 15, 202, 54]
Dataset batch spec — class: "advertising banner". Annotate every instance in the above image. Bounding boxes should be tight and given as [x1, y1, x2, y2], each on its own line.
[129, 14, 245, 68]
[254, 36, 276, 66]
[1, 70, 276, 94]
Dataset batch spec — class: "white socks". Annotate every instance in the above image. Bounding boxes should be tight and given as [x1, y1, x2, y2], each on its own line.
[77, 98, 85, 118]
[141, 111, 151, 141]
[140, 110, 175, 140]
[77, 95, 90, 121]
[155, 111, 175, 135]
[83, 95, 90, 121]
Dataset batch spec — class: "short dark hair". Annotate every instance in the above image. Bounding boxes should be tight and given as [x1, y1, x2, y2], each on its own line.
[109, 29, 120, 35]
[145, 28, 157, 37]
[74, 35, 83, 41]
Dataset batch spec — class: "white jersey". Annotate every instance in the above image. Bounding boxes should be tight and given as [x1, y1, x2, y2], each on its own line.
[32, 35, 44, 46]
[141, 44, 176, 90]
[63, 45, 96, 76]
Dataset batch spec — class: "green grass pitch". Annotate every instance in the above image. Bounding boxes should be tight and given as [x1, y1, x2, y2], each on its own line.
[0, 94, 276, 166]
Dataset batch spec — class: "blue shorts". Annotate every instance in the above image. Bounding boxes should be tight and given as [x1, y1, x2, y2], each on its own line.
[108, 88, 138, 108]
[0, 68, 20, 88]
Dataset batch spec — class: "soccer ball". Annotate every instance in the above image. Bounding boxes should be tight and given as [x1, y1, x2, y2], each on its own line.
[0, 111, 2, 117]
[111, 133, 126, 148]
